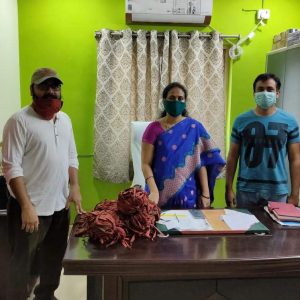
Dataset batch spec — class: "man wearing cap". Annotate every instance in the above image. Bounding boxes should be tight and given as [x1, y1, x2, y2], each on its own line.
[2, 67, 84, 300]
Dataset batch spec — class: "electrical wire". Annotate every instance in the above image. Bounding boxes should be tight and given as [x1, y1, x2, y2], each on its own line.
[228, 19, 265, 60]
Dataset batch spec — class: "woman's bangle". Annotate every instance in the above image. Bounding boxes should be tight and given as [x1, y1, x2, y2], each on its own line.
[201, 194, 210, 199]
[145, 175, 154, 182]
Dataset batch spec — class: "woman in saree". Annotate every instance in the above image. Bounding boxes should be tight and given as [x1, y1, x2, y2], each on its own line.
[141, 82, 225, 209]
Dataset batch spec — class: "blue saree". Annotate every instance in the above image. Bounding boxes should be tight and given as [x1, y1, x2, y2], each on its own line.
[147, 117, 225, 209]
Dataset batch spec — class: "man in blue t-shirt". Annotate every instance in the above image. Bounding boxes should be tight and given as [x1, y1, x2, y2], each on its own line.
[226, 73, 300, 208]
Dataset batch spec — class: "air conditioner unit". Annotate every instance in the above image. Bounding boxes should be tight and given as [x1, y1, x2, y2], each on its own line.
[126, 0, 213, 26]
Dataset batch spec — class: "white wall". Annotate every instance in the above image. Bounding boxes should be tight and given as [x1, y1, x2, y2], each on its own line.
[0, 0, 20, 138]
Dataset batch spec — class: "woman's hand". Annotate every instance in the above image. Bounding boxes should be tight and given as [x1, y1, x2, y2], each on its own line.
[148, 191, 159, 205]
[200, 195, 211, 208]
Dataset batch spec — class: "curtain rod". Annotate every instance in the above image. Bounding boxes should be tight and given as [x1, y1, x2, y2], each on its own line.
[95, 31, 240, 40]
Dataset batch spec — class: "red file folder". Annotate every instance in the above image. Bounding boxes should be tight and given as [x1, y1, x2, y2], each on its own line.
[268, 201, 300, 222]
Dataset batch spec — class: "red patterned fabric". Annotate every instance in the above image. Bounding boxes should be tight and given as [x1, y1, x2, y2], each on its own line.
[74, 187, 161, 248]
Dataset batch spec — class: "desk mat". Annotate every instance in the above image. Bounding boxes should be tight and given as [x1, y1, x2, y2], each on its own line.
[156, 209, 270, 235]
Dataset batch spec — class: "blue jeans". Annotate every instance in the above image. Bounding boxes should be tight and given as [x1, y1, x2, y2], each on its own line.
[236, 190, 287, 208]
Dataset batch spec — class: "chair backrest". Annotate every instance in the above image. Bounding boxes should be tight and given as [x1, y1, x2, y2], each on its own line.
[130, 121, 151, 188]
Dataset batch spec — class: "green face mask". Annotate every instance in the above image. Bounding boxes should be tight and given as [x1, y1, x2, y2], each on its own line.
[163, 99, 186, 117]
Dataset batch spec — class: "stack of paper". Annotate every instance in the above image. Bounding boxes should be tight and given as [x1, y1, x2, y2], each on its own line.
[221, 209, 260, 230]
[157, 210, 212, 231]
[267, 201, 300, 222]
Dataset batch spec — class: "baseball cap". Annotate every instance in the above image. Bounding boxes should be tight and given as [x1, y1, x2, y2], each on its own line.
[31, 68, 63, 85]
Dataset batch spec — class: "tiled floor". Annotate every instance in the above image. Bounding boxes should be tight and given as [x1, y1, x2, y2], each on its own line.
[55, 272, 86, 300]
[28, 271, 86, 300]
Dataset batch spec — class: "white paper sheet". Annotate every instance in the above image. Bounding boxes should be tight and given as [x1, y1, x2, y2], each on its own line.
[158, 210, 212, 231]
[222, 209, 259, 230]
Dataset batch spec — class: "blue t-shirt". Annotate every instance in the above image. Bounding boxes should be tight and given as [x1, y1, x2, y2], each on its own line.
[231, 108, 300, 194]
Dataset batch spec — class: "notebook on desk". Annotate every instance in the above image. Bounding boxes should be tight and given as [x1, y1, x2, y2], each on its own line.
[264, 206, 300, 227]
[156, 209, 270, 235]
[267, 201, 300, 222]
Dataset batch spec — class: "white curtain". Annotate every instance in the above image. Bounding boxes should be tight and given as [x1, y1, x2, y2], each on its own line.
[94, 29, 225, 183]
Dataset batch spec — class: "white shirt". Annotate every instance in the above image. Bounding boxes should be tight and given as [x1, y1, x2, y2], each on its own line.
[2, 106, 79, 215]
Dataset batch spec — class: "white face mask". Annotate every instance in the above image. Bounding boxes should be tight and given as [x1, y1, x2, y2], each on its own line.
[254, 91, 276, 109]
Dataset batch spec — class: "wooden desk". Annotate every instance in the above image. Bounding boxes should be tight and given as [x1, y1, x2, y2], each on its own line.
[63, 210, 300, 300]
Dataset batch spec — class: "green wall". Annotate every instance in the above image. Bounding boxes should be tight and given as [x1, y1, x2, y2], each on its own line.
[18, 0, 300, 216]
